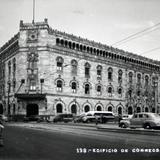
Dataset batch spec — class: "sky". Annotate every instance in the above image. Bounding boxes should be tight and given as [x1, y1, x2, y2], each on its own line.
[0, 0, 160, 60]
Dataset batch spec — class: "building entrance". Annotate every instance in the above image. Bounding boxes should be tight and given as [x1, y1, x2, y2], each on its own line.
[26, 104, 39, 116]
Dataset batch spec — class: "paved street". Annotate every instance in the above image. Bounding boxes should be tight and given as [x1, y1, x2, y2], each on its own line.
[0, 123, 160, 160]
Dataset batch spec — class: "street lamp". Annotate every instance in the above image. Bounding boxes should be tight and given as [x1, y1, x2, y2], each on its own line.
[152, 75, 158, 113]
[7, 81, 11, 116]
[40, 79, 44, 94]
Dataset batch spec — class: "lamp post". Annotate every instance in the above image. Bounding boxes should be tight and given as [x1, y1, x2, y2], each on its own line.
[7, 81, 11, 116]
[40, 79, 44, 94]
[152, 75, 158, 113]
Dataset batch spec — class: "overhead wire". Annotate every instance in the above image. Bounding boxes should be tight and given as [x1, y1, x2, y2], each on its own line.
[141, 46, 160, 55]
[111, 22, 160, 46]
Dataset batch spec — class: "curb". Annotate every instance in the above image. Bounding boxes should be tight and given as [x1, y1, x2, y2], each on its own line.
[97, 126, 160, 136]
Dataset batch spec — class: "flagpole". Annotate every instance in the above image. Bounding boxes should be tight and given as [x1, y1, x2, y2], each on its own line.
[32, 0, 35, 24]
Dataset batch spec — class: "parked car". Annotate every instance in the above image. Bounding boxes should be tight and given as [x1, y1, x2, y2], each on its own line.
[73, 113, 85, 123]
[119, 115, 133, 128]
[82, 111, 115, 123]
[119, 112, 160, 129]
[53, 114, 74, 123]
[23, 115, 43, 122]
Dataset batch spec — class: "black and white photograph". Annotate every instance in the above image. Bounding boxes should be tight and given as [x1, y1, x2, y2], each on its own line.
[0, 0, 160, 160]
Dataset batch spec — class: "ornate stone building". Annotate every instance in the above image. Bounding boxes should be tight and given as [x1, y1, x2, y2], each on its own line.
[0, 19, 160, 117]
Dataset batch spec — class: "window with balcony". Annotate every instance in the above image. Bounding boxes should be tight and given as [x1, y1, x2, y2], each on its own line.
[118, 69, 123, 83]
[85, 62, 90, 78]
[108, 86, 113, 97]
[108, 67, 113, 81]
[145, 75, 149, 86]
[85, 84, 90, 94]
[71, 59, 78, 75]
[97, 85, 102, 95]
[137, 73, 141, 84]
[56, 56, 64, 72]
[71, 82, 77, 93]
[97, 65, 102, 80]
[129, 72, 133, 83]
[30, 79, 36, 91]
[57, 80, 63, 92]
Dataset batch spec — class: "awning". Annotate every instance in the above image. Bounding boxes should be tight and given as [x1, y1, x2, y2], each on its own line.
[14, 93, 46, 100]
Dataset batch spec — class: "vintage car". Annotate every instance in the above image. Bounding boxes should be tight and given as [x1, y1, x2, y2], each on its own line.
[119, 112, 160, 129]
[53, 114, 74, 123]
[82, 111, 115, 123]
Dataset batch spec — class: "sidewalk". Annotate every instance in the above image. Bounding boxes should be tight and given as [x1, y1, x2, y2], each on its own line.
[6, 121, 160, 136]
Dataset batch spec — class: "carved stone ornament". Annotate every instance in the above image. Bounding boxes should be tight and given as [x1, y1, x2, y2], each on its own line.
[27, 30, 38, 42]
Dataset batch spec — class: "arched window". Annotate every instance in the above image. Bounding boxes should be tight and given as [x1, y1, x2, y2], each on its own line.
[71, 104, 77, 114]
[145, 107, 149, 112]
[71, 82, 77, 93]
[85, 84, 90, 94]
[97, 106, 102, 111]
[137, 73, 141, 84]
[56, 38, 60, 45]
[129, 72, 133, 83]
[108, 106, 112, 112]
[118, 87, 122, 95]
[56, 104, 63, 113]
[128, 106, 133, 115]
[56, 56, 64, 71]
[108, 67, 113, 81]
[85, 62, 90, 78]
[137, 90, 141, 96]
[57, 80, 63, 92]
[145, 75, 149, 86]
[71, 59, 78, 75]
[128, 89, 132, 97]
[152, 108, 155, 113]
[108, 86, 113, 97]
[97, 85, 102, 95]
[84, 105, 90, 112]
[118, 107, 122, 115]
[118, 69, 123, 83]
[8, 61, 11, 79]
[97, 65, 102, 80]
[13, 58, 16, 75]
[137, 107, 141, 113]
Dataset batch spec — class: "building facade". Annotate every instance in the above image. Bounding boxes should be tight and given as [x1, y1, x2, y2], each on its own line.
[0, 19, 160, 118]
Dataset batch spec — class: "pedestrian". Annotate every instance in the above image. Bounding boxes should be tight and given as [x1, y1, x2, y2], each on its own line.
[95, 115, 98, 125]
[118, 114, 122, 125]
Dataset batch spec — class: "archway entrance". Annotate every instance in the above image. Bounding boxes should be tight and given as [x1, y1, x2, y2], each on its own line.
[26, 104, 39, 117]
[145, 107, 149, 112]
[71, 104, 77, 114]
[137, 107, 141, 113]
[96, 106, 102, 111]
[84, 105, 90, 112]
[118, 107, 122, 115]
[56, 103, 63, 113]
[108, 106, 112, 112]
[0, 104, 3, 114]
[128, 106, 133, 115]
